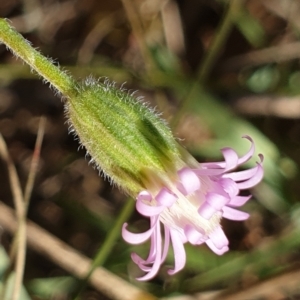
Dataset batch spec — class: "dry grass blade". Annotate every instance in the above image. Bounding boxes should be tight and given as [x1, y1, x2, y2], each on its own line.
[233, 95, 300, 118]
[214, 269, 300, 300]
[120, 0, 155, 73]
[23, 116, 46, 209]
[161, 0, 185, 55]
[77, 11, 125, 65]
[220, 42, 300, 71]
[0, 135, 24, 219]
[0, 134, 25, 300]
[0, 117, 45, 300]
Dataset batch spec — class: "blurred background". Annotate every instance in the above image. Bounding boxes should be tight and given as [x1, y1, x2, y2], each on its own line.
[1, 0, 300, 299]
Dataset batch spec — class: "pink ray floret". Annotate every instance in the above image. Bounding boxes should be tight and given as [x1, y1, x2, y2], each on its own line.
[122, 136, 264, 280]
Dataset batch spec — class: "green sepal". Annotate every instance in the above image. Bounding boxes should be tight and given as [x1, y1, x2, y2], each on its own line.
[66, 78, 183, 196]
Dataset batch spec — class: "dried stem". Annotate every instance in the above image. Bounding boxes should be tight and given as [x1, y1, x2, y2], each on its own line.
[0, 117, 45, 300]
[23, 117, 46, 210]
[0, 135, 25, 300]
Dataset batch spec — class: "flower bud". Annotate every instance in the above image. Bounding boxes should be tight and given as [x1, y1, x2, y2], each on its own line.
[65, 78, 187, 196]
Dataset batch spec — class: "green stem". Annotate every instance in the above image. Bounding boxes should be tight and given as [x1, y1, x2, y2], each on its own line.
[171, 0, 242, 129]
[91, 198, 135, 268]
[73, 198, 135, 300]
[196, 0, 242, 83]
[0, 18, 77, 97]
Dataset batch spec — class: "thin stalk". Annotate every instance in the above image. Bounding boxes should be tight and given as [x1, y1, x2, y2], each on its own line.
[73, 198, 135, 300]
[23, 117, 46, 210]
[197, 0, 242, 83]
[0, 18, 77, 97]
[171, 0, 242, 129]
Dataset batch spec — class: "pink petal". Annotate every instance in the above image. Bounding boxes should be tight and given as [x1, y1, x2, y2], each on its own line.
[200, 162, 226, 169]
[131, 218, 160, 272]
[184, 225, 205, 245]
[161, 226, 171, 262]
[223, 165, 260, 181]
[237, 135, 255, 165]
[198, 202, 217, 219]
[168, 229, 186, 275]
[221, 147, 239, 171]
[122, 221, 156, 244]
[206, 192, 230, 210]
[206, 239, 229, 255]
[201, 136, 255, 170]
[194, 168, 224, 176]
[137, 190, 152, 202]
[208, 226, 229, 249]
[218, 178, 239, 197]
[177, 168, 201, 195]
[136, 199, 164, 216]
[142, 217, 160, 263]
[136, 222, 163, 281]
[155, 187, 177, 207]
[237, 163, 264, 190]
[228, 195, 252, 207]
[131, 253, 152, 271]
[222, 206, 249, 220]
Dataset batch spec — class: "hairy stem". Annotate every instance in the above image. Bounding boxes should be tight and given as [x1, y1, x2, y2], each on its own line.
[0, 18, 77, 97]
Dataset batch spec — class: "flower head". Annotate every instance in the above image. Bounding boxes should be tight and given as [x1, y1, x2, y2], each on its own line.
[122, 136, 263, 281]
[0, 19, 264, 282]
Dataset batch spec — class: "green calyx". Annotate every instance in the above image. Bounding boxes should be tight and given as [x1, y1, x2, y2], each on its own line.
[66, 78, 182, 196]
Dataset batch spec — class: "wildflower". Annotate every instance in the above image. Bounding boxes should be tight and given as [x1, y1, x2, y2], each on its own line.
[0, 19, 264, 282]
[122, 136, 263, 281]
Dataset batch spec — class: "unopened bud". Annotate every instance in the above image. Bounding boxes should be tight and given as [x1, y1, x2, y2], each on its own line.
[66, 78, 186, 196]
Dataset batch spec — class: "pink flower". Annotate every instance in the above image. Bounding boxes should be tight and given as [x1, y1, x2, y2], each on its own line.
[122, 136, 263, 281]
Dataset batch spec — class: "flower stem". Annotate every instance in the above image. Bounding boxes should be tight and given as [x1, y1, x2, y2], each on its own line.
[0, 18, 77, 97]
[73, 198, 135, 300]
[171, 0, 242, 129]
[196, 0, 242, 83]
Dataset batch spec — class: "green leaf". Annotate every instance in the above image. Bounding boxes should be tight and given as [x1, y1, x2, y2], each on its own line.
[0, 246, 10, 278]
[1, 274, 32, 300]
[27, 276, 78, 299]
[234, 9, 266, 47]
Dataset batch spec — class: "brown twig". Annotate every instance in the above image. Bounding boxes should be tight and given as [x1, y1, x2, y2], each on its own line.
[214, 269, 300, 300]
[0, 201, 157, 300]
[165, 269, 300, 300]
[77, 11, 125, 65]
[161, 0, 185, 56]
[220, 42, 300, 72]
[233, 95, 300, 118]
[0, 135, 24, 220]
[0, 117, 45, 300]
[10, 0, 77, 42]
[0, 135, 25, 300]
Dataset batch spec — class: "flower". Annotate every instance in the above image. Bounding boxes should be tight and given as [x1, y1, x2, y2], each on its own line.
[0, 20, 264, 282]
[122, 136, 263, 281]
